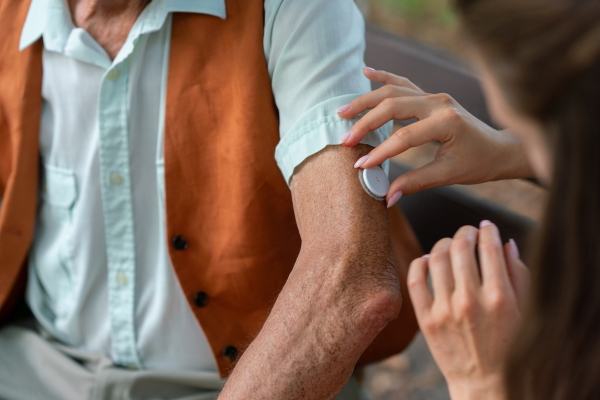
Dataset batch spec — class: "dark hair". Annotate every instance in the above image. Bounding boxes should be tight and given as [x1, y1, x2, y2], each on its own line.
[455, 0, 600, 399]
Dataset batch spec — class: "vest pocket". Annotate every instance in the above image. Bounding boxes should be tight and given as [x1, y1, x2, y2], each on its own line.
[32, 165, 78, 313]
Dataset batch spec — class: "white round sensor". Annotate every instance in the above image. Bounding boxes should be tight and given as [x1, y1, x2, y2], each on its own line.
[358, 166, 389, 201]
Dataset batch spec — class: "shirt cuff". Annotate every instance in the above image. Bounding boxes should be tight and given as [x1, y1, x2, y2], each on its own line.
[275, 94, 393, 186]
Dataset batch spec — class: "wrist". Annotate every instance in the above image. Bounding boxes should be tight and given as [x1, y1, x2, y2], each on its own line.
[497, 130, 535, 180]
[447, 375, 505, 400]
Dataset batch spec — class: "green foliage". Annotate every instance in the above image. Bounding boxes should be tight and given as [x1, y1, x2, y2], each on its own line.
[361, 0, 462, 55]
[376, 0, 456, 26]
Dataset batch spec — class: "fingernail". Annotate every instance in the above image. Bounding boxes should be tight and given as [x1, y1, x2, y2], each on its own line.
[339, 131, 351, 144]
[480, 220, 492, 228]
[354, 155, 369, 169]
[422, 254, 430, 259]
[509, 238, 520, 258]
[387, 191, 403, 208]
[363, 67, 375, 72]
[337, 104, 351, 113]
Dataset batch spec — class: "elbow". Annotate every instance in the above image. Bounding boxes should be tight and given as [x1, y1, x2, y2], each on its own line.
[355, 284, 402, 337]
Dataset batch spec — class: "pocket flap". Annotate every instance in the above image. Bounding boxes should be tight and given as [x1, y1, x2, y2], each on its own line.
[41, 165, 78, 208]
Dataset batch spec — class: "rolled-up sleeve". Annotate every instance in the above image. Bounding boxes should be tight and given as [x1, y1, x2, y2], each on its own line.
[265, 0, 393, 185]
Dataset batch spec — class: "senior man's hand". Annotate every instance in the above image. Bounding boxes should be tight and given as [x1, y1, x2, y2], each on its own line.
[218, 144, 403, 400]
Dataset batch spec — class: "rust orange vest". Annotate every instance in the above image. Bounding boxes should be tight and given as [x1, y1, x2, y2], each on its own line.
[0, 0, 420, 377]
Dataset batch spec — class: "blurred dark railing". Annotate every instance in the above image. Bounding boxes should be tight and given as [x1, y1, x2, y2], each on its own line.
[364, 24, 536, 253]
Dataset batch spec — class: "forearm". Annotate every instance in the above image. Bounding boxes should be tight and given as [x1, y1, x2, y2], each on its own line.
[218, 145, 401, 400]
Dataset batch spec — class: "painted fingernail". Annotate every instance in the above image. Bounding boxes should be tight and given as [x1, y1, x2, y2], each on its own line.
[422, 254, 430, 259]
[337, 104, 351, 113]
[363, 67, 375, 72]
[339, 131, 351, 144]
[480, 220, 492, 228]
[387, 191, 403, 208]
[509, 238, 520, 258]
[354, 155, 369, 168]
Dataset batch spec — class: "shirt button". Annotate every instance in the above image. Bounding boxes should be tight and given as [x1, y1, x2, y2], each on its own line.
[172, 235, 189, 251]
[110, 172, 123, 185]
[116, 272, 128, 286]
[194, 292, 209, 308]
[223, 346, 238, 362]
[107, 69, 120, 82]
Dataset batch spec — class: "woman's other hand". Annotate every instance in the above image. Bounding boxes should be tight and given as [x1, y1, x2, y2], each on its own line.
[407, 221, 530, 400]
[337, 68, 534, 206]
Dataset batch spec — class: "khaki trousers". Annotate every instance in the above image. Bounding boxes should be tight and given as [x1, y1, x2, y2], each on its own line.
[0, 326, 367, 400]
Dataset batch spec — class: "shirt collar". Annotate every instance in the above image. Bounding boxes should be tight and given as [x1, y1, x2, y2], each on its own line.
[19, 0, 227, 51]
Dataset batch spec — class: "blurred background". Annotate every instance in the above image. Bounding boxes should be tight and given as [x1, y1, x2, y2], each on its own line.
[357, 0, 462, 56]
[356, 1, 546, 399]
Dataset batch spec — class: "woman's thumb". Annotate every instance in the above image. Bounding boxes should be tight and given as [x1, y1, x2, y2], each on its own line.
[388, 160, 447, 199]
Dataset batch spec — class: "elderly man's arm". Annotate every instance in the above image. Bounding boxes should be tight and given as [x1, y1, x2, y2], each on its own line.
[218, 144, 400, 400]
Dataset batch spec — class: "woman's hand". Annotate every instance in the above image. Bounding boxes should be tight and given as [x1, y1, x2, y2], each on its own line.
[337, 68, 534, 207]
[407, 221, 530, 400]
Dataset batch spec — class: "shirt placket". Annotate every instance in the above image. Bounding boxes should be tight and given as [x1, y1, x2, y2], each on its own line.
[98, 60, 142, 369]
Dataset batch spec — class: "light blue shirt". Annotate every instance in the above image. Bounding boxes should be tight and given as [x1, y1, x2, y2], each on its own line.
[19, 0, 392, 371]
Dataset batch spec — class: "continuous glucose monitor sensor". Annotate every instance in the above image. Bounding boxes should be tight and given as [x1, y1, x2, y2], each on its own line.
[358, 166, 389, 201]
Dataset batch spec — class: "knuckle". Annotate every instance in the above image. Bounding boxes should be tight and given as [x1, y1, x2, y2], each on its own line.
[434, 307, 452, 325]
[431, 92, 456, 106]
[407, 180, 424, 194]
[479, 241, 500, 257]
[439, 107, 463, 125]
[383, 84, 397, 96]
[486, 290, 507, 312]
[381, 97, 397, 109]
[407, 277, 422, 291]
[430, 249, 449, 265]
[397, 76, 411, 87]
[392, 126, 411, 142]
[420, 315, 438, 332]
[450, 237, 471, 254]
[456, 296, 476, 319]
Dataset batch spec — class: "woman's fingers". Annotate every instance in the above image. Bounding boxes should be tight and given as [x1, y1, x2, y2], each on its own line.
[386, 158, 450, 202]
[362, 68, 424, 92]
[503, 240, 530, 310]
[341, 96, 441, 147]
[428, 238, 455, 300]
[478, 221, 511, 290]
[449, 226, 481, 291]
[358, 113, 452, 169]
[337, 84, 422, 119]
[408, 257, 434, 315]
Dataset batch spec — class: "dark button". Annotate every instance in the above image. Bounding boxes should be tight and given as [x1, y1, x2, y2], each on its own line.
[172, 235, 189, 251]
[194, 291, 210, 308]
[223, 346, 238, 362]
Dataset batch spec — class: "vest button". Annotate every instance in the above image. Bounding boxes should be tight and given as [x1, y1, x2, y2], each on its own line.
[172, 235, 189, 251]
[223, 346, 238, 362]
[194, 291, 209, 307]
